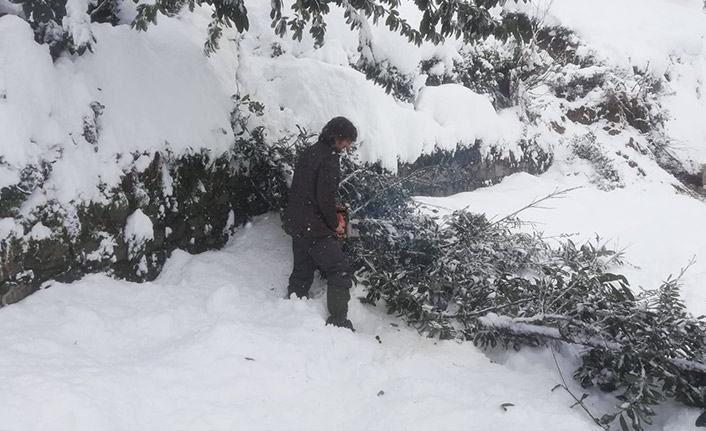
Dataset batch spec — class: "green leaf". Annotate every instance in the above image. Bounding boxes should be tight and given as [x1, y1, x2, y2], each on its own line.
[600, 414, 616, 425]
[624, 374, 640, 384]
[234, 12, 249, 32]
[696, 411, 706, 427]
[619, 414, 629, 431]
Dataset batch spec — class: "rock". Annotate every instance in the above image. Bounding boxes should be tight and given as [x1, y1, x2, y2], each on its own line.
[1, 282, 37, 306]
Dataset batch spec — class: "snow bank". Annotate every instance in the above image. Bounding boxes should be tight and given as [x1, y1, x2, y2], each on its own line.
[416, 171, 706, 317]
[3, 0, 706, 208]
[237, 53, 440, 169]
[0, 211, 701, 429]
[0, 215, 600, 431]
[125, 208, 153, 246]
[515, 0, 706, 75]
[416, 84, 525, 153]
[512, 0, 706, 170]
[74, 17, 235, 158]
[0, 11, 235, 207]
[0, 15, 77, 189]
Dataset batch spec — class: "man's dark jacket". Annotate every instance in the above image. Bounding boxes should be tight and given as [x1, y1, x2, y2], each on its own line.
[284, 140, 341, 238]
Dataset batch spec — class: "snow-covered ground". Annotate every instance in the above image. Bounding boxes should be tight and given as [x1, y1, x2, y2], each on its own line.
[418, 170, 706, 318]
[1, 178, 704, 430]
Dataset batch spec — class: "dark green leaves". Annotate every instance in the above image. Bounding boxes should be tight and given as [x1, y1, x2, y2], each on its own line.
[696, 411, 706, 427]
[128, 0, 526, 56]
[10, 0, 65, 23]
[131, 3, 160, 32]
[132, 0, 248, 54]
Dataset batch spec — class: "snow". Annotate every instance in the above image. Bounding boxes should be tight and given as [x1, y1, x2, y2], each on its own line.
[3, 0, 705, 202]
[416, 171, 706, 318]
[512, 0, 706, 75]
[509, 0, 706, 169]
[0, 206, 703, 429]
[124, 209, 154, 260]
[28, 222, 53, 241]
[416, 84, 524, 149]
[0, 218, 22, 239]
[0, 11, 235, 205]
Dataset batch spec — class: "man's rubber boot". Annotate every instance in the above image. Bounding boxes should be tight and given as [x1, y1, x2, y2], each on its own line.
[326, 285, 352, 331]
[326, 316, 355, 332]
[286, 289, 309, 299]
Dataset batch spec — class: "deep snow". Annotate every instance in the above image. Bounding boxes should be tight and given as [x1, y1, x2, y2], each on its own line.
[0, 179, 704, 430]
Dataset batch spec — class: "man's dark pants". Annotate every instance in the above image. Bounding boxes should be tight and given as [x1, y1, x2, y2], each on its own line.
[287, 236, 352, 322]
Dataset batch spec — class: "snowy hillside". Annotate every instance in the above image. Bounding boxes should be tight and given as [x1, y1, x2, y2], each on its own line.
[2, 0, 706, 429]
[2, 0, 705, 202]
[0, 204, 703, 430]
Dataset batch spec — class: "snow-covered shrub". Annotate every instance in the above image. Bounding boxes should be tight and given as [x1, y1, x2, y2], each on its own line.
[571, 133, 624, 190]
[229, 94, 306, 215]
[86, 0, 121, 25]
[0, 162, 51, 218]
[352, 58, 415, 103]
[20, 199, 79, 283]
[124, 208, 153, 276]
[9, 0, 95, 59]
[124, 209, 153, 259]
[398, 139, 553, 196]
[414, 13, 553, 110]
[0, 145, 255, 292]
[446, 39, 532, 110]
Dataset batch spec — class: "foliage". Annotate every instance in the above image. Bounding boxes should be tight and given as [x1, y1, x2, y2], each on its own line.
[571, 132, 624, 191]
[9, 0, 97, 59]
[5, 0, 533, 67]
[352, 58, 415, 103]
[351, 192, 706, 430]
[228, 94, 308, 215]
[131, 0, 528, 55]
[0, 162, 52, 218]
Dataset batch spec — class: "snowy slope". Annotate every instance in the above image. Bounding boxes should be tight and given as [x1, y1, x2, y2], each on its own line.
[0, 191, 703, 430]
[0, 215, 594, 430]
[2, 0, 706, 207]
[511, 0, 706, 169]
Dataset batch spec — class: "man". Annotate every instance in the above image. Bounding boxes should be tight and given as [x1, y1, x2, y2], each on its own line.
[283, 116, 357, 331]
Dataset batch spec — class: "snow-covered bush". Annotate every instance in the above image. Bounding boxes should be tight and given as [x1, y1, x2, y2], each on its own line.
[133, 0, 528, 55]
[571, 132, 624, 190]
[229, 94, 307, 215]
[9, 0, 95, 58]
[0, 162, 51, 218]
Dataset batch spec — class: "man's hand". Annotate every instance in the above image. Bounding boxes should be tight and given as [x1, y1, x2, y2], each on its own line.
[335, 212, 346, 238]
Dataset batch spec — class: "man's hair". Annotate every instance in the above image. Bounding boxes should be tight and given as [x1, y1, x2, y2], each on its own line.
[319, 116, 358, 146]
